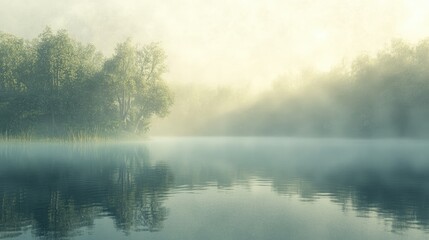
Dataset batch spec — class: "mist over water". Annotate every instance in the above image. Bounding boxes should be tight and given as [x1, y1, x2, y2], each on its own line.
[1, 138, 429, 239]
[2, 1, 429, 239]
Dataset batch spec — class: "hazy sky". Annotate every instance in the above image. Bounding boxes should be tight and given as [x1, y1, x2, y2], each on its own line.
[1, 0, 429, 87]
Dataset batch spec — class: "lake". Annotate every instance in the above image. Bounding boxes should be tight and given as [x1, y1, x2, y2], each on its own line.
[1, 137, 429, 239]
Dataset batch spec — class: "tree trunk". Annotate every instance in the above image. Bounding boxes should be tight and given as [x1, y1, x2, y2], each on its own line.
[134, 116, 143, 133]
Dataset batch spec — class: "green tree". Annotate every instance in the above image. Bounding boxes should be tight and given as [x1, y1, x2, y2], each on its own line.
[0, 32, 35, 132]
[103, 40, 172, 133]
[32, 28, 110, 134]
[33, 28, 80, 131]
[0, 28, 172, 137]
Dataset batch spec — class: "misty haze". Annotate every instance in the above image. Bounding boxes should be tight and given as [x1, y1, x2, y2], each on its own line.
[1, 1, 429, 240]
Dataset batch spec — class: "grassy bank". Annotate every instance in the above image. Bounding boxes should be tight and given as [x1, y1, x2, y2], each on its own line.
[0, 130, 148, 143]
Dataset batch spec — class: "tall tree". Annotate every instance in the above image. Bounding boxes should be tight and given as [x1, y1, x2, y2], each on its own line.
[0, 32, 34, 132]
[0, 28, 173, 136]
[34, 28, 80, 130]
[104, 40, 172, 133]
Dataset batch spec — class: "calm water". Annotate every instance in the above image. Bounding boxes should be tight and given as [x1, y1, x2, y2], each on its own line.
[1, 137, 429, 239]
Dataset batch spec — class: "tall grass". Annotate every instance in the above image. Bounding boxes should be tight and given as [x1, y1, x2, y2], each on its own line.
[0, 128, 148, 144]
[66, 129, 110, 143]
[0, 130, 33, 142]
[0, 130, 107, 143]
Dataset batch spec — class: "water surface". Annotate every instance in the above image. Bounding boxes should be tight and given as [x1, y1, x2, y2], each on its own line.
[1, 137, 429, 239]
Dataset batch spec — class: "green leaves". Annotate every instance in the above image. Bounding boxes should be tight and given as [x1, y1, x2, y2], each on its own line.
[0, 32, 28, 93]
[0, 28, 173, 136]
[103, 40, 172, 133]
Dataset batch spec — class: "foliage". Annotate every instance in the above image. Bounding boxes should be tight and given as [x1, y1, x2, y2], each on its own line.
[201, 39, 429, 137]
[0, 28, 172, 137]
[103, 40, 172, 133]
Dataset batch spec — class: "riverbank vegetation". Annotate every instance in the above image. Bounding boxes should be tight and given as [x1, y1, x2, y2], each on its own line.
[0, 28, 173, 138]
[3, 27, 429, 139]
[221, 39, 429, 137]
[152, 39, 429, 138]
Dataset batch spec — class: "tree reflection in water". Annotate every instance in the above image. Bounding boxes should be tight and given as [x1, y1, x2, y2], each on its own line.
[0, 144, 173, 239]
[1, 139, 429, 239]
[149, 138, 429, 233]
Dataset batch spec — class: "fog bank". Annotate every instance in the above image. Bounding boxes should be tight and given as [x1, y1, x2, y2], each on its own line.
[152, 39, 429, 138]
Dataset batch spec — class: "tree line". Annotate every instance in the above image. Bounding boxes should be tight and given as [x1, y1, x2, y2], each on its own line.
[0, 28, 173, 137]
[206, 39, 429, 137]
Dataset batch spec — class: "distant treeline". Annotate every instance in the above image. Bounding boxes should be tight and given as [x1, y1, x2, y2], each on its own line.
[0, 28, 172, 137]
[152, 39, 429, 138]
[218, 40, 429, 137]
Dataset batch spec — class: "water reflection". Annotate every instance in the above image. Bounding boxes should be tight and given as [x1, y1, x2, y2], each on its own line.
[0, 138, 429, 239]
[0, 144, 173, 239]
[148, 138, 429, 233]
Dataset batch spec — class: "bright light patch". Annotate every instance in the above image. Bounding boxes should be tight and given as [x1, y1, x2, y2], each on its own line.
[312, 29, 329, 42]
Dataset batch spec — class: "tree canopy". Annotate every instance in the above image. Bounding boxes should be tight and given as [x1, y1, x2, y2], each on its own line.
[0, 28, 173, 137]
[215, 39, 429, 137]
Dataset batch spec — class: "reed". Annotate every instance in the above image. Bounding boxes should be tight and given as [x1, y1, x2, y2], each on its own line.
[0, 127, 150, 144]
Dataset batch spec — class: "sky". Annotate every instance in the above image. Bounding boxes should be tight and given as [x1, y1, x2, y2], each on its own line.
[1, 0, 429, 88]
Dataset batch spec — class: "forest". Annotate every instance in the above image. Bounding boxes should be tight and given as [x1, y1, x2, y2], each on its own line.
[0, 28, 173, 137]
[222, 39, 429, 137]
[3, 28, 429, 138]
[153, 39, 429, 138]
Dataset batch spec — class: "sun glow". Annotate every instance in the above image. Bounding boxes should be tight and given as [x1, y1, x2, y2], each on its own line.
[1, 0, 429, 89]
